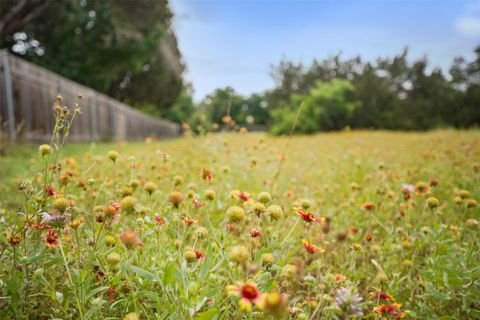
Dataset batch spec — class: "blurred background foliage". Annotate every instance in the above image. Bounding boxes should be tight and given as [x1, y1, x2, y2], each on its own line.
[0, 0, 184, 115]
[1, 0, 479, 134]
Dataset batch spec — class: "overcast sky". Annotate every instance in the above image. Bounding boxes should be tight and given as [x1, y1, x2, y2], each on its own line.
[170, 0, 480, 101]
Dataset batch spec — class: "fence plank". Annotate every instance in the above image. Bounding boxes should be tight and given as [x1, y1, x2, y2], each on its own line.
[0, 51, 179, 143]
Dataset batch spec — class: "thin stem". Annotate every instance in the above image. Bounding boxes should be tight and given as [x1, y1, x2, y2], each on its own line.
[59, 236, 84, 320]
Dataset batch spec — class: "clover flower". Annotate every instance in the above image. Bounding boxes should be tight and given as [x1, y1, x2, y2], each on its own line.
[335, 287, 364, 316]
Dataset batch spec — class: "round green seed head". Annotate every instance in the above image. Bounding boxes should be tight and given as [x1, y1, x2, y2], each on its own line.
[194, 226, 209, 239]
[252, 202, 266, 215]
[257, 191, 272, 204]
[144, 182, 157, 195]
[426, 197, 440, 208]
[106, 252, 121, 265]
[228, 245, 249, 264]
[39, 144, 51, 156]
[52, 197, 69, 213]
[205, 189, 216, 200]
[120, 196, 137, 214]
[300, 199, 312, 210]
[107, 150, 119, 162]
[184, 249, 197, 262]
[226, 206, 245, 223]
[262, 253, 275, 267]
[267, 205, 283, 221]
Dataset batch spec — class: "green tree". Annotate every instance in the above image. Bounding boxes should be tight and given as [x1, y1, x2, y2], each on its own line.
[270, 79, 357, 135]
[1, 0, 184, 115]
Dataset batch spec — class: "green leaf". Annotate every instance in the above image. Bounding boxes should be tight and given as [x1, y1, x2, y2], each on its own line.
[196, 308, 219, 320]
[200, 243, 213, 280]
[164, 263, 175, 286]
[131, 265, 156, 281]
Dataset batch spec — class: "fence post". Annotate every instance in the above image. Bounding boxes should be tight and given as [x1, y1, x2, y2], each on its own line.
[1, 50, 16, 142]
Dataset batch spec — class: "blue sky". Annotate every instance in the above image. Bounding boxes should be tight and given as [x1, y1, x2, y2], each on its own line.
[170, 0, 480, 100]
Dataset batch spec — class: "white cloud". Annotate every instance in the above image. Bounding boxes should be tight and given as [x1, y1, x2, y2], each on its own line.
[456, 16, 480, 36]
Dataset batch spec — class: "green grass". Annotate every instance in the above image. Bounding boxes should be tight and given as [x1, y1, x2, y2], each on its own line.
[0, 130, 479, 319]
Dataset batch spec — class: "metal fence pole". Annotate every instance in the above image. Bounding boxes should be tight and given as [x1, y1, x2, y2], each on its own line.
[1, 50, 16, 142]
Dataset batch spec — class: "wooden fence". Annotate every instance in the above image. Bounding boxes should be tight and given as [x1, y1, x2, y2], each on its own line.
[0, 50, 180, 143]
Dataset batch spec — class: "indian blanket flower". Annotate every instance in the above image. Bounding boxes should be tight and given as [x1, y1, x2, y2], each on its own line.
[335, 274, 347, 283]
[236, 192, 251, 203]
[302, 240, 325, 254]
[227, 281, 263, 313]
[202, 168, 212, 181]
[194, 250, 205, 260]
[296, 208, 325, 223]
[335, 287, 364, 316]
[362, 202, 375, 210]
[153, 214, 168, 225]
[414, 182, 430, 195]
[250, 228, 261, 237]
[183, 217, 198, 226]
[44, 229, 59, 247]
[44, 184, 60, 196]
[373, 303, 405, 318]
[370, 289, 393, 301]
[7, 233, 22, 245]
[192, 198, 205, 208]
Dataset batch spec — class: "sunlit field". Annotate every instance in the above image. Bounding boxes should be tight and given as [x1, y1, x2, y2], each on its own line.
[1, 125, 479, 319]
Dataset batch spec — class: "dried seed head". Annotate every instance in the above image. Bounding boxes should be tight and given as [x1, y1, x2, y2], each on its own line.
[168, 191, 184, 208]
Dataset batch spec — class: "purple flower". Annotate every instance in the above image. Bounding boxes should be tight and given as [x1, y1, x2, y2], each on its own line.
[335, 287, 364, 316]
[401, 183, 414, 193]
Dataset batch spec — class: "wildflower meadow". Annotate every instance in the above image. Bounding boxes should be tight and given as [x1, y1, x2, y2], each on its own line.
[0, 96, 479, 319]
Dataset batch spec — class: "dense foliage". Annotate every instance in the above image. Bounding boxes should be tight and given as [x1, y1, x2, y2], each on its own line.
[266, 47, 480, 134]
[183, 47, 480, 134]
[0, 0, 184, 115]
[0, 97, 479, 319]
